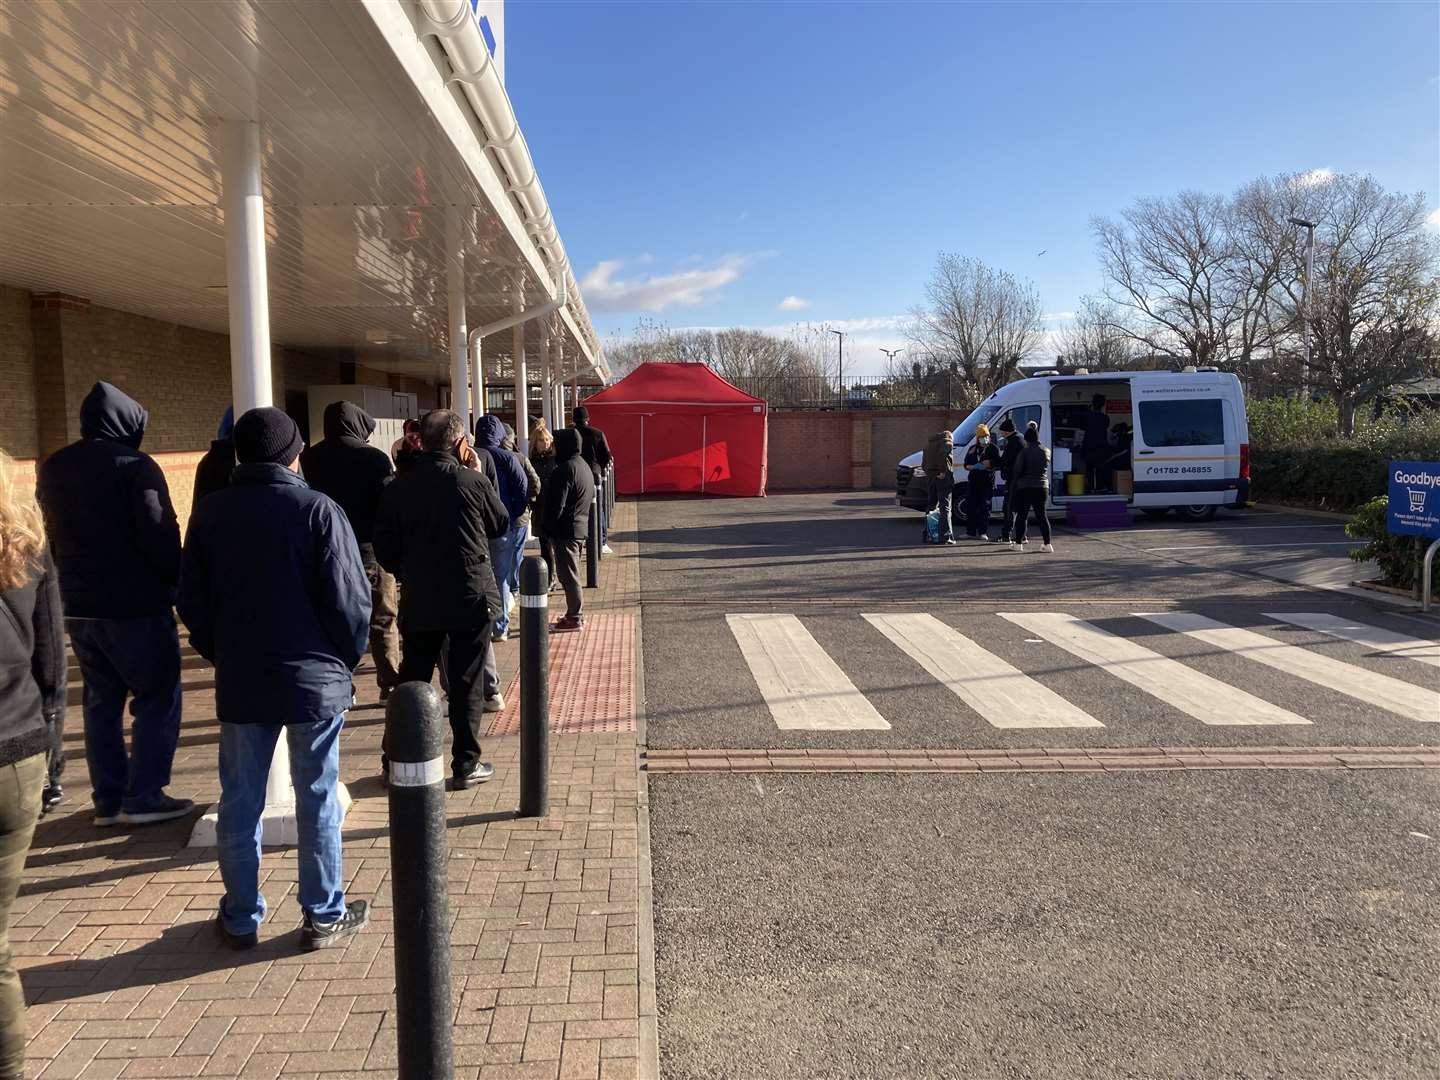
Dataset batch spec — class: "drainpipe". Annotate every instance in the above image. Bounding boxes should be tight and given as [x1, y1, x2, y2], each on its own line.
[467, 268, 568, 434]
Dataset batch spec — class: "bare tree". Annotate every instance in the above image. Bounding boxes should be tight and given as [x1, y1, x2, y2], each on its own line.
[1055, 297, 1141, 370]
[911, 253, 1043, 402]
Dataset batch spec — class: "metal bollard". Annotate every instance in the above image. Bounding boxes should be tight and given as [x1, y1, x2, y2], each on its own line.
[519, 556, 550, 817]
[385, 683, 454, 1080]
[586, 486, 600, 588]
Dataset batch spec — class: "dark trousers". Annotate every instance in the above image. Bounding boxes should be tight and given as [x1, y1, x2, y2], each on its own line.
[0, 753, 42, 1079]
[1000, 487, 1016, 541]
[554, 540, 584, 620]
[1013, 488, 1052, 545]
[359, 544, 401, 692]
[66, 614, 181, 815]
[926, 475, 954, 542]
[537, 536, 557, 591]
[965, 482, 993, 537]
[1081, 448, 1109, 493]
[395, 624, 497, 775]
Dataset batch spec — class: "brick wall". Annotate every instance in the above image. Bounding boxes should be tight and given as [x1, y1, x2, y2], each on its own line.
[767, 409, 968, 491]
[0, 286, 38, 458]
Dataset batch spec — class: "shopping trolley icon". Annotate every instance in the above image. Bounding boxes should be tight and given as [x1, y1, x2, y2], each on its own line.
[1409, 488, 1428, 512]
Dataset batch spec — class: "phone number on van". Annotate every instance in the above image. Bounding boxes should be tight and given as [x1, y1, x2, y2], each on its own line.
[1144, 466, 1215, 475]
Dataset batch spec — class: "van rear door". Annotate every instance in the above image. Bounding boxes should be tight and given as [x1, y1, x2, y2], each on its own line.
[1130, 379, 1238, 506]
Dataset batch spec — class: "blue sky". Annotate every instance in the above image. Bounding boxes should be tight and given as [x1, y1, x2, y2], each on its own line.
[509, 1, 1440, 375]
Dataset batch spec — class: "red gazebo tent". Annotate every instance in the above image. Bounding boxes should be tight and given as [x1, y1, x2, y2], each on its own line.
[578, 362, 767, 496]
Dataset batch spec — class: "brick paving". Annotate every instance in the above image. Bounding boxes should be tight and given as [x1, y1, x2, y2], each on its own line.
[19, 502, 649, 1079]
[643, 745, 1440, 774]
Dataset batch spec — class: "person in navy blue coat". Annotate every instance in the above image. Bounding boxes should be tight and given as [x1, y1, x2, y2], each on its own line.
[178, 406, 372, 952]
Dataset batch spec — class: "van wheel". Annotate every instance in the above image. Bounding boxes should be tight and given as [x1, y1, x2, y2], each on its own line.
[1140, 508, 1171, 520]
[952, 497, 968, 529]
[1177, 504, 1217, 522]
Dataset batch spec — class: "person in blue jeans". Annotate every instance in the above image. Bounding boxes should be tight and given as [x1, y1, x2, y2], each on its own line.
[178, 407, 372, 951]
[35, 382, 192, 827]
[474, 415, 536, 642]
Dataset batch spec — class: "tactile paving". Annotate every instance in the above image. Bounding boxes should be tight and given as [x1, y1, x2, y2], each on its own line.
[486, 610, 636, 736]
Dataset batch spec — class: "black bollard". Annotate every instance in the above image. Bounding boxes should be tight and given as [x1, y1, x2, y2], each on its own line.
[519, 556, 550, 817]
[385, 683, 454, 1080]
[586, 484, 600, 588]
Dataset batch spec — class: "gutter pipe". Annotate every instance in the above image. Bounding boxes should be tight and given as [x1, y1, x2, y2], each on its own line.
[417, 0, 605, 378]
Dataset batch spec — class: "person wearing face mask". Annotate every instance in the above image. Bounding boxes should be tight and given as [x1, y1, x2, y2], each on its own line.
[962, 423, 1001, 540]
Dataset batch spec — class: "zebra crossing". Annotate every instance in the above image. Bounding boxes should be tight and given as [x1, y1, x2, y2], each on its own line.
[727, 610, 1440, 732]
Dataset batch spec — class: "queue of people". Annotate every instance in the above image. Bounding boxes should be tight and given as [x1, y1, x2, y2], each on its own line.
[0, 384, 612, 1072]
[924, 418, 1055, 553]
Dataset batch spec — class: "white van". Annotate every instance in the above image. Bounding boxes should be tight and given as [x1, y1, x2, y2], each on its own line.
[896, 368, 1251, 526]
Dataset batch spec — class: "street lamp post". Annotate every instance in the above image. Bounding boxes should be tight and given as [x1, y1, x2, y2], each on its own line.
[879, 347, 903, 366]
[829, 328, 845, 408]
[1288, 216, 1316, 398]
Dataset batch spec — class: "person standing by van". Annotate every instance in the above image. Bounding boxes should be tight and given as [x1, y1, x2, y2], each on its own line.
[962, 423, 1000, 540]
[1010, 422, 1054, 553]
[920, 428, 955, 545]
[1081, 394, 1111, 493]
[996, 418, 1023, 544]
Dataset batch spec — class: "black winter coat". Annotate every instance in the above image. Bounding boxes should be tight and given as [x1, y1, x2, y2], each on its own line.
[0, 550, 64, 768]
[299, 402, 394, 545]
[964, 441, 1000, 488]
[36, 382, 181, 618]
[998, 433, 1023, 485]
[193, 438, 235, 505]
[540, 430, 596, 542]
[1013, 443, 1052, 490]
[574, 421, 613, 479]
[373, 450, 510, 631]
[177, 464, 371, 726]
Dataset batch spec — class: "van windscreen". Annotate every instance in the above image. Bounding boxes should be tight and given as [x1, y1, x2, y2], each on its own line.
[1138, 400, 1224, 446]
[952, 403, 1001, 445]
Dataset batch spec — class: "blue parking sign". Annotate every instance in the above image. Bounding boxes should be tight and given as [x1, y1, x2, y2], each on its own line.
[1388, 461, 1440, 539]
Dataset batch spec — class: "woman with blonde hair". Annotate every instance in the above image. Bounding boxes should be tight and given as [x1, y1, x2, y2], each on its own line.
[0, 449, 64, 1079]
[528, 422, 558, 589]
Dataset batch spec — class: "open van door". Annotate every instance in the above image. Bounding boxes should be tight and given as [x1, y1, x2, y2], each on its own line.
[1130, 377, 1241, 520]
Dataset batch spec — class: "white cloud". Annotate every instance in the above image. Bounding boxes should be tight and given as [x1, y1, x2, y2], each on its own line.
[1041, 311, 1076, 323]
[778, 295, 809, 311]
[579, 255, 756, 313]
[1427, 208, 1440, 231]
[1296, 167, 1336, 188]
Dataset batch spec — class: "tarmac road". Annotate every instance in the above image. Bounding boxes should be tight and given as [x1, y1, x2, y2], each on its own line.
[634, 492, 1440, 1079]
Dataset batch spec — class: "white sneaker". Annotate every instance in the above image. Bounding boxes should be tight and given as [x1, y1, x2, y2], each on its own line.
[483, 693, 505, 713]
[1041, 543, 1055, 553]
[601, 544, 614, 555]
[1011, 542, 1027, 552]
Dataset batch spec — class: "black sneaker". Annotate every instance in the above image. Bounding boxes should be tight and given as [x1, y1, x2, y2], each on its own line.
[301, 900, 369, 952]
[121, 794, 196, 826]
[452, 762, 495, 790]
[41, 784, 63, 816]
[214, 914, 257, 951]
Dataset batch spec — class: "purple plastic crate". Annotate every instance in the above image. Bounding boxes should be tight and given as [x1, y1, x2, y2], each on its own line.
[1065, 499, 1133, 529]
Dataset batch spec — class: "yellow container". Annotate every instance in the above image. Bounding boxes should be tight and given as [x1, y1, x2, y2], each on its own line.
[1065, 472, 1086, 496]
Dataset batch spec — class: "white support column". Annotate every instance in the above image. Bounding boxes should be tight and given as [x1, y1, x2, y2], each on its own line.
[219, 120, 273, 414]
[471, 338, 484, 422]
[192, 119, 348, 849]
[446, 207, 470, 436]
[540, 327, 553, 430]
[512, 278, 530, 456]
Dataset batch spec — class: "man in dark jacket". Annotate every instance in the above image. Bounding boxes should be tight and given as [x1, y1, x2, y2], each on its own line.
[35, 381, 190, 827]
[374, 410, 510, 788]
[474, 415, 536, 642]
[540, 429, 596, 632]
[571, 406, 613, 552]
[300, 402, 401, 697]
[996, 418, 1024, 543]
[920, 428, 955, 545]
[178, 406, 371, 952]
[192, 406, 235, 505]
[1080, 394, 1112, 493]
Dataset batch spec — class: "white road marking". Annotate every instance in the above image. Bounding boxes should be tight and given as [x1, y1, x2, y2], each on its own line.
[863, 613, 1103, 729]
[726, 614, 890, 731]
[1264, 613, 1440, 670]
[1138, 612, 1440, 722]
[1000, 612, 1310, 727]
[1144, 542, 1359, 552]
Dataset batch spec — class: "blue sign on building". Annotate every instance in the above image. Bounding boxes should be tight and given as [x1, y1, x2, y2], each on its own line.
[1387, 461, 1440, 540]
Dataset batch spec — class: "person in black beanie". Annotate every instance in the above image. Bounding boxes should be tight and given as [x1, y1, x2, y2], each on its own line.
[996, 417, 1024, 543]
[179, 406, 372, 951]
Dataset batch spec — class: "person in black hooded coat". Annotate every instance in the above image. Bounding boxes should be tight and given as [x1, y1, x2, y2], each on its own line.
[300, 402, 401, 696]
[539, 428, 595, 632]
[35, 381, 191, 827]
[192, 406, 235, 506]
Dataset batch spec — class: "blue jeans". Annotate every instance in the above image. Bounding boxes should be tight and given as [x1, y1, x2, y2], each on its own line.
[66, 615, 182, 814]
[216, 714, 347, 935]
[491, 524, 529, 637]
